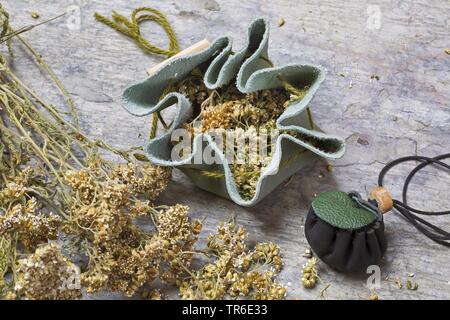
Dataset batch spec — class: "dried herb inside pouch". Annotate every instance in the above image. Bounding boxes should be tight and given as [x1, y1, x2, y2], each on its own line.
[172, 75, 310, 200]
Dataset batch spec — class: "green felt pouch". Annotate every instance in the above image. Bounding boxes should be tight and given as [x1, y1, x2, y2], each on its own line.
[122, 18, 346, 206]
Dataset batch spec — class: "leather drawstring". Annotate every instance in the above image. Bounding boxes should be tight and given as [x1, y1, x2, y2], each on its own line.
[378, 154, 450, 246]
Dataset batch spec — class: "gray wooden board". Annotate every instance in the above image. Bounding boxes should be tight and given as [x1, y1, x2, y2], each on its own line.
[3, 0, 450, 299]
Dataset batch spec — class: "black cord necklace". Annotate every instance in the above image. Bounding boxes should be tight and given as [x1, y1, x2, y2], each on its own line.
[378, 153, 450, 247]
[305, 153, 450, 273]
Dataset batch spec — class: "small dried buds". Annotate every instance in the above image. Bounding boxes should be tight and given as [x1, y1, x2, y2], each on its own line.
[178, 222, 286, 300]
[0, 167, 33, 205]
[173, 74, 308, 199]
[156, 204, 202, 282]
[368, 293, 379, 300]
[406, 279, 419, 291]
[302, 257, 319, 289]
[111, 163, 172, 200]
[0, 198, 61, 250]
[63, 163, 201, 297]
[0, 168, 62, 252]
[15, 244, 82, 300]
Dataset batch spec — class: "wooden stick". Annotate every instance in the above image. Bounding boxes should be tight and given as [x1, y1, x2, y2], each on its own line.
[146, 39, 210, 75]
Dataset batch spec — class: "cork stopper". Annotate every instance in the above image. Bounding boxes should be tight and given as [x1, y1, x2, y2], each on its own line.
[369, 187, 393, 214]
[147, 39, 210, 75]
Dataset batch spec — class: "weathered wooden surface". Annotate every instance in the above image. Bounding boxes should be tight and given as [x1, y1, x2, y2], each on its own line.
[4, 0, 450, 299]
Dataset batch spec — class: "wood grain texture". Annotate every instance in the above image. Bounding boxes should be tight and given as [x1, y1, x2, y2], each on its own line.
[3, 0, 450, 300]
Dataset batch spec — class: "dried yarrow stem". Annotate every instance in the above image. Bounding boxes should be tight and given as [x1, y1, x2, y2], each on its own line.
[0, 236, 12, 295]
[177, 222, 286, 300]
[172, 73, 310, 199]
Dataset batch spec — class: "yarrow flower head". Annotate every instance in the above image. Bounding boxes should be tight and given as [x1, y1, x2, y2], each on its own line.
[14, 244, 82, 300]
[0, 198, 61, 250]
[178, 222, 286, 300]
[172, 75, 306, 199]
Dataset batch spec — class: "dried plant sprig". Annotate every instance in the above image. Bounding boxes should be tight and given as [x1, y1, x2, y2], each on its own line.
[178, 222, 286, 300]
[14, 243, 82, 300]
[302, 257, 319, 289]
[0, 12, 66, 45]
[0, 197, 62, 251]
[0, 236, 12, 294]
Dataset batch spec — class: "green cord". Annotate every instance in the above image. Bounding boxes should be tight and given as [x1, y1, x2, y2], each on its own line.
[94, 7, 179, 57]
[94, 7, 180, 139]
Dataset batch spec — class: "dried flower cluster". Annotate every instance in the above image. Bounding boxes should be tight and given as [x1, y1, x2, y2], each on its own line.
[178, 222, 286, 300]
[61, 163, 207, 297]
[1, 196, 61, 251]
[14, 244, 82, 300]
[302, 257, 319, 289]
[174, 74, 310, 199]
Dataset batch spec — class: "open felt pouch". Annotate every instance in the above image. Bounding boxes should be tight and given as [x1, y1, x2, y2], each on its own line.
[122, 18, 346, 206]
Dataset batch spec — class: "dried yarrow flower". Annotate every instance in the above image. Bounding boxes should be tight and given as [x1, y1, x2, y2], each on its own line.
[249, 271, 286, 300]
[157, 205, 202, 282]
[171, 74, 303, 199]
[65, 170, 97, 203]
[74, 200, 201, 296]
[0, 167, 33, 204]
[62, 162, 201, 297]
[0, 182, 25, 204]
[15, 244, 82, 300]
[200, 100, 235, 131]
[0, 198, 61, 250]
[302, 257, 319, 289]
[178, 222, 285, 300]
[207, 222, 247, 256]
[81, 238, 163, 297]
[252, 242, 283, 273]
[111, 163, 172, 200]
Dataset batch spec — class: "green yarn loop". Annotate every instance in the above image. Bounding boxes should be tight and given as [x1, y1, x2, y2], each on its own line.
[94, 7, 179, 57]
[94, 7, 180, 139]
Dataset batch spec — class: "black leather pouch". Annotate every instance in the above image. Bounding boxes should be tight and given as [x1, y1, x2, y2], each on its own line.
[305, 191, 387, 273]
